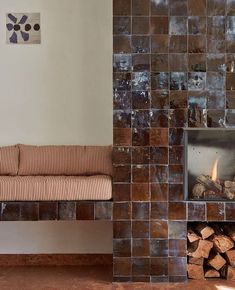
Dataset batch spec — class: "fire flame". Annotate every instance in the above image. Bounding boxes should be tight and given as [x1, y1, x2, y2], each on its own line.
[211, 159, 219, 182]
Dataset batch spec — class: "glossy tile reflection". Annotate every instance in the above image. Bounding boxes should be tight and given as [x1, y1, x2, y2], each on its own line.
[113, 0, 235, 283]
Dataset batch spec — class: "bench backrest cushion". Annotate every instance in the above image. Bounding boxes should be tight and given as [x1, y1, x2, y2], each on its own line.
[0, 145, 19, 175]
[18, 145, 112, 176]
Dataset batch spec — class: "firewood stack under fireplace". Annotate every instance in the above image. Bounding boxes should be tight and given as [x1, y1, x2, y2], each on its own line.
[187, 223, 235, 280]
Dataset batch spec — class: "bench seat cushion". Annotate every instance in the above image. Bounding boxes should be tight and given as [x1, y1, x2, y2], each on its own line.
[0, 175, 112, 201]
[18, 145, 112, 176]
[0, 146, 19, 175]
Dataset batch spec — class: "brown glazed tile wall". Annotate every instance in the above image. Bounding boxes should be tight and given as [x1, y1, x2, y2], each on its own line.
[113, 0, 235, 283]
[0, 201, 112, 221]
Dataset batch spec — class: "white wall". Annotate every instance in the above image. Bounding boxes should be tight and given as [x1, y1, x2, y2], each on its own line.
[0, 0, 112, 145]
[0, 222, 112, 254]
[0, 0, 113, 253]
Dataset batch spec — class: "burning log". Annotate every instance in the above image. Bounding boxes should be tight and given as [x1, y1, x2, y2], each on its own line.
[204, 190, 222, 200]
[192, 183, 206, 198]
[191, 158, 235, 201]
[224, 181, 235, 200]
[204, 268, 220, 278]
[196, 174, 222, 193]
[225, 181, 235, 189]
[224, 189, 235, 200]
[192, 178, 235, 200]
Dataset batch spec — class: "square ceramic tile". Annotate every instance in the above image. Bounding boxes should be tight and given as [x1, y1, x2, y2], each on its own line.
[207, 91, 225, 109]
[151, 35, 169, 53]
[169, 54, 187, 71]
[207, 54, 226, 72]
[188, 54, 206, 72]
[169, 17, 187, 35]
[207, 37, 226, 53]
[188, 92, 207, 109]
[170, 72, 187, 90]
[151, 17, 169, 34]
[207, 0, 226, 16]
[132, 72, 150, 91]
[188, 16, 206, 35]
[227, 16, 235, 35]
[113, 54, 132, 72]
[188, 0, 206, 16]
[188, 35, 206, 53]
[169, 35, 187, 53]
[151, 54, 169, 72]
[151, 72, 169, 90]
[227, 0, 235, 16]
[169, 0, 187, 16]
[207, 16, 225, 37]
[132, 17, 150, 34]
[227, 35, 235, 53]
[113, 17, 131, 35]
[188, 72, 206, 91]
[207, 72, 225, 90]
[151, 0, 169, 15]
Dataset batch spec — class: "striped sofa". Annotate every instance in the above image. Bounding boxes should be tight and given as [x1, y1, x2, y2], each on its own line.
[0, 145, 112, 201]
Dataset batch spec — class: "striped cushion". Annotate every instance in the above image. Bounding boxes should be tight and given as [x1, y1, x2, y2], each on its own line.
[0, 175, 112, 201]
[18, 145, 112, 176]
[0, 146, 19, 175]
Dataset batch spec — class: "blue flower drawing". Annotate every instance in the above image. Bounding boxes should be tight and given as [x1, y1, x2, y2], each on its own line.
[7, 13, 29, 43]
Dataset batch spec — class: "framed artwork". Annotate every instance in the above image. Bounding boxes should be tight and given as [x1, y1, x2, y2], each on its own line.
[6, 13, 41, 44]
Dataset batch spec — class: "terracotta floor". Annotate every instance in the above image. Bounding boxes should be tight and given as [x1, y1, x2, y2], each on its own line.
[0, 266, 234, 290]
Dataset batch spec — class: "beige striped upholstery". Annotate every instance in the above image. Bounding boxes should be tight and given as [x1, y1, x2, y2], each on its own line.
[0, 146, 19, 175]
[18, 145, 113, 176]
[0, 175, 112, 201]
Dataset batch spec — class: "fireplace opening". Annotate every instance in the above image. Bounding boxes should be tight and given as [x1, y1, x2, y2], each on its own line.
[184, 129, 235, 201]
[187, 222, 235, 281]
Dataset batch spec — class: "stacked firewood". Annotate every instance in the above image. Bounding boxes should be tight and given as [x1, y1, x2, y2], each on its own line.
[187, 223, 235, 280]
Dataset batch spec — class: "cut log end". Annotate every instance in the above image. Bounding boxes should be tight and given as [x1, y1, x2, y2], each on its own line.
[227, 266, 235, 281]
[188, 240, 213, 259]
[187, 223, 235, 280]
[187, 264, 204, 280]
[208, 253, 226, 271]
[205, 268, 220, 278]
[212, 235, 234, 253]
[188, 229, 201, 243]
[196, 224, 215, 240]
[196, 174, 222, 193]
[192, 183, 205, 198]
[188, 257, 204, 266]
[225, 250, 235, 267]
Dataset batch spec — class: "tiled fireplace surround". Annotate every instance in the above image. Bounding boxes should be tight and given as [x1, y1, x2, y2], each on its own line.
[113, 0, 235, 283]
